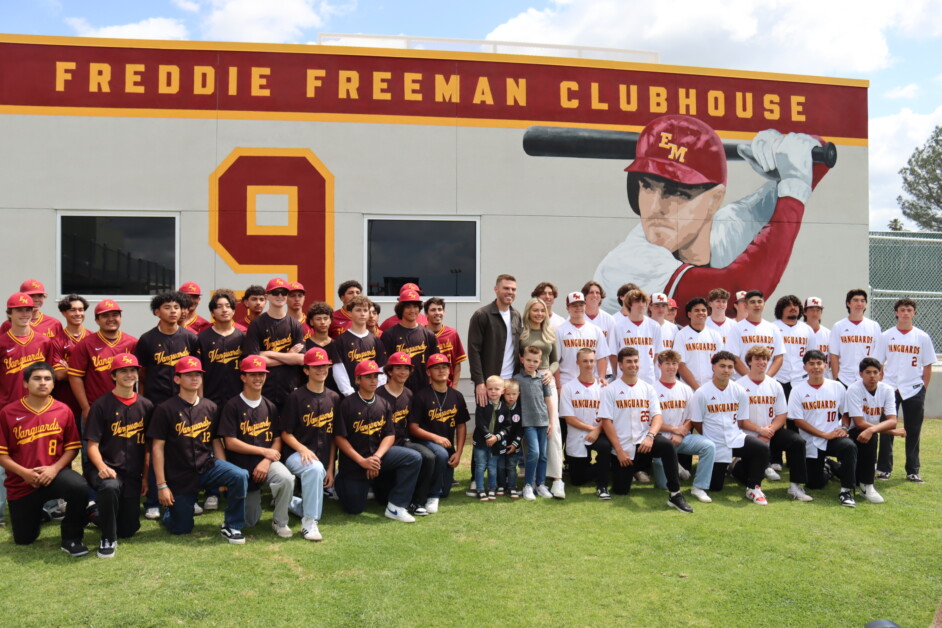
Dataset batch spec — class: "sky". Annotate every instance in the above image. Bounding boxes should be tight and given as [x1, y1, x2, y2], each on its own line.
[3, 0, 942, 230]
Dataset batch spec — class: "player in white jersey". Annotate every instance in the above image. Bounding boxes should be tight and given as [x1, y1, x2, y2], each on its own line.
[597, 347, 694, 512]
[675, 297, 724, 389]
[688, 351, 771, 505]
[846, 357, 902, 503]
[581, 281, 616, 340]
[648, 293, 677, 351]
[828, 289, 882, 387]
[649, 351, 715, 503]
[608, 289, 662, 384]
[726, 290, 784, 377]
[559, 348, 611, 499]
[611, 283, 640, 328]
[737, 346, 812, 501]
[803, 296, 830, 356]
[874, 297, 936, 482]
[788, 350, 857, 507]
[772, 295, 813, 397]
[705, 288, 736, 347]
[556, 292, 609, 387]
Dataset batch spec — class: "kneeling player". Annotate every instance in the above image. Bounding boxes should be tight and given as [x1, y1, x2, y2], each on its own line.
[789, 350, 857, 507]
[84, 354, 153, 557]
[560, 349, 612, 499]
[0, 362, 90, 555]
[846, 358, 902, 504]
[598, 347, 694, 513]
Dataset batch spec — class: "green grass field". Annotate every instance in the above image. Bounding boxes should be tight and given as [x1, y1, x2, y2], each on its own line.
[2, 422, 941, 627]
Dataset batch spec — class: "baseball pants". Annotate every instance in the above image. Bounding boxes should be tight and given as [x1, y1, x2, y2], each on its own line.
[877, 387, 925, 476]
[91, 475, 141, 541]
[849, 427, 878, 485]
[7, 468, 89, 546]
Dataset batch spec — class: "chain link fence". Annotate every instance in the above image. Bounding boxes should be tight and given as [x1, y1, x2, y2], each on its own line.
[870, 231, 942, 354]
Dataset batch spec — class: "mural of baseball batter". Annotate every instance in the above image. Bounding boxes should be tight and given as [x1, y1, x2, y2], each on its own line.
[524, 115, 835, 322]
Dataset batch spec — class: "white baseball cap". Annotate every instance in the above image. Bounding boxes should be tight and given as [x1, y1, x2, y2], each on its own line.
[650, 292, 670, 305]
[735, 290, 748, 301]
[566, 291, 586, 305]
[804, 296, 823, 308]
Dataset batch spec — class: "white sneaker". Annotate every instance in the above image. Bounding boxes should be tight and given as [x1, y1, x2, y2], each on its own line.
[193, 502, 204, 516]
[425, 497, 440, 514]
[745, 486, 768, 506]
[770, 463, 783, 472]
[144, 507, 160, 520]
[860, 484, 885, 504]
[522, 484, 536, 501]
[272, 521, 293, 538]
[301, 517, 322, 541]
[204, 496, 219, 511]
[787, 484, 813, 502]
[690, 487, 712, 503]
[536, 484, 553, 499]
[634, 471, 652, 483]
[385, 503, 415, 523]
[465, 481, 478, 497]
[677, 465, 691, 481]
[550, 479, 566, 499]
[764, 466, 781, 481]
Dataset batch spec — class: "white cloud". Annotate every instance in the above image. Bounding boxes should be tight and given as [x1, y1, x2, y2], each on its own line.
[200, 0, 344, 43]
[868, 104, 942, 228]
[486, 0, 938, 76]
[172, 0, 201, 12]
[65, 16, 189, 40]
[885, 84, 920, 100]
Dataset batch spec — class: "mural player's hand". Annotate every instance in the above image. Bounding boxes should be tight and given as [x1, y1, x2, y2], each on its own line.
[738, 129, 784, 181]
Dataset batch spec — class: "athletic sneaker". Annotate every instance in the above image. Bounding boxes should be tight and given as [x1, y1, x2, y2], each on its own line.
[487, 490, 497, 501]
[770, 463, 783, 472]
[409, 503, 428, 516]
[496, 487, 505, 496]
[839, 490, 856, 508]
[478, 491, 489, 502]
[48, 499, 67, 521]
[677, 466, 691, 481]
[465, 481, 478, 497]
[384, 503, 416, 523]
[97, 539, 117, 559]
[633, 471, 652, 483]
[875, 470, 891, 480]
[425, 497, 440, 514]
[522, 484, 536, 501]
[727, 458, 741, 478]
[144, 507, 160, 520]
[667, 492, 694, 513]
[596, 487, 612, 500]
[220, 525, 246, 544]
[907, 474, 925, 483]
[60, 539, 89, 558]
[301, 517, 322, 541]
[690, 487, 712, 503]
[787, 485, 813, 502]
[272, 521, 293, 538]
[745, 486, 768, 506]
[536, 484, 553, 499]
[193, 502, 204, 516]
[550, 479, 566, 499]
[508, 488, 520, 500]
[825, 458, 842, 481]
[859, 484, 885, 504]
[764, 466, 781, 481]
[204, 496, 219, 511]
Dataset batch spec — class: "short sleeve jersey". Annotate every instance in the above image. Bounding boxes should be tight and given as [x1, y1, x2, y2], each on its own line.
[216, 395, 280, 475]
[653, 379, 693, 428]
[736, 374, 787, 435]
[726, 319, 784, 363]
[687, 380, 748, 463]
[376, 385, 413, 445]
[330, 330, 388, 390]
[809, 325, 831, 356]
[585, 310, 616, 339]
[597, 378, 661, 459]
[197, 326, 245, 407]
[135, 327, 200, 405]
[242, 313, 304, 407]
[705, 317, 736, 345]
[846, 380, 896, 426]
[877, 326, 936, 400]
[84, 392, 153, 495]
[334, 393, 394, 479]
[556, 320, 610, 386]
[0, 330, 62, 407]
[788, 379, 847, 458]
[67, 331, 139, 406]
[828, 317, 882, 386]
[559, 378, 602, 458]
[146, 396, 218, 494]
[0, 312, 64, 339]
[281, 385, 339, 463]
[409, 386, 470, 447]
[674, 325, 724, 386]
[773, 320, 814, 386]
[0, 397, 81, 499]
[608, 316, 662, 384]
[381, 324, 440, 391]
[432, 326, 467, 386]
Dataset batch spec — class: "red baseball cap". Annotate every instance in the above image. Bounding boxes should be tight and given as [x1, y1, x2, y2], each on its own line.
[94, 299, 122, 316]
[384, 351, 414, 371]
[398, 289, 422, 303]
[668, 298, 678, 309]
[303, 347, 332, 366]
[426, 353, 451, 369]
[174, 356, 204, 374]
[240, 355, 269, 373]
[627, 115, 727, 187]
[266, 278, 289, 293]
[19, 279, 46, 295]
[179, 281, 201, 295]
[110, 353, 141, 371]
[354, 360, 383, 377]
[288, 281, 305, 293]
[400, 283, 423, 295]
[7, 292, 34, 309]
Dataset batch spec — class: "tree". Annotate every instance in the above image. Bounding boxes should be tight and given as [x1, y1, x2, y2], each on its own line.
[887, 218, 905, 231]
[898, 125, 942, 231]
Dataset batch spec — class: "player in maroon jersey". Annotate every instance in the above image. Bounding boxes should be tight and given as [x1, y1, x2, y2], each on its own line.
[51, 294, 89, 420]
[0, 279, 64, 339]
[179, 282, 212, 334]
[379, 283, 429, 332]
[0, 293, 63, 409]
[424, 297, 467, 387]
[329, 280, 363, 338]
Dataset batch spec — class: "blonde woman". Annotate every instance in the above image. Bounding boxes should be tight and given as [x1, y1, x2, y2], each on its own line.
[519, 297, 565, 498]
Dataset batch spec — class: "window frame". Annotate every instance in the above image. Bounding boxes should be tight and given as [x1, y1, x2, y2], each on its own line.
[57, 210, 180, 301]
[362, 214, 480, 303]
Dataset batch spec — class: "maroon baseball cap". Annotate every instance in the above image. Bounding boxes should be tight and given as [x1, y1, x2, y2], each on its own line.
[354, 360, 382, 377]
[384, 351, 414, 372]
[110, 353, 141, 371]
[240, 355, 269, 373]
[266, 278, 289, 293]
[174, 356, 204, 374]
[398, 289, 422, 303]
[426, 353, 451, 369]
[19, 279, 46, 295]
[6, 292, 34, 309]
[94, 299, 122, 316]
[303, 347, 332, 366]
[179, 281, 201, 296]
[288, 281, 305, 293]
[627, 115, 727, 187]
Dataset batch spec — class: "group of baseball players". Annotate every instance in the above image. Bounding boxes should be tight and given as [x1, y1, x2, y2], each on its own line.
[0, 274, 934, 558]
